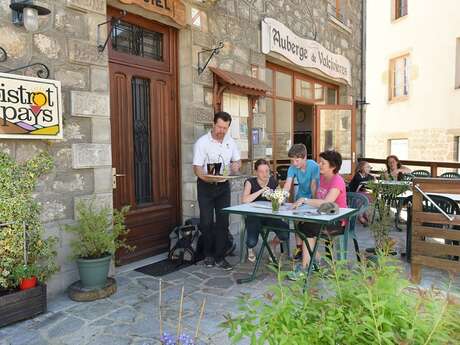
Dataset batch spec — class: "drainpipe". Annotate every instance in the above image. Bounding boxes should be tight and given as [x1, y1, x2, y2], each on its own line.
[360, 0, 367, 157]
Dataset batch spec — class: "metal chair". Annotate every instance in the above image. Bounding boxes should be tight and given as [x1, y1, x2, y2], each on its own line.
[335, 192, 370, 262]
[239, 219, 290, 263]
[440, 172, 460, 179]
[276, 165, 290, 181]
[412, 170, 430, 177]
[400, 173, 414, 181]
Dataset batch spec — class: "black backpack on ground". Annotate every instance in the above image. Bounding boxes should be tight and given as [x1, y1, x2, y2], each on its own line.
[168, 223, 201, 264]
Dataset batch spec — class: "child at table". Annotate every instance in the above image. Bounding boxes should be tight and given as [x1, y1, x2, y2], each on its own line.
[348, 161, 375, 226]
[282, 144, 320, 261]
[288, 150, 348, 280]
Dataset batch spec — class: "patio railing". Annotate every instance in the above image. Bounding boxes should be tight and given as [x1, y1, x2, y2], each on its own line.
[360, 157, 460, 177]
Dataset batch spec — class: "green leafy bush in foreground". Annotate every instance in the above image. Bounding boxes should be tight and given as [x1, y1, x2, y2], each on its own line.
[222, 256, 460, 345]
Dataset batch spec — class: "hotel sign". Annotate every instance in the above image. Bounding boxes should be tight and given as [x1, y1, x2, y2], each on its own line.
[119, 0, 186, 26]
[0, 72, 62, 140]
[261, 18, 352, 85]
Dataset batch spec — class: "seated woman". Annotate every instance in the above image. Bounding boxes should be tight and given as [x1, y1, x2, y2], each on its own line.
[348, 161, 375, 226]
[385, 155, 411, 180]
[289, 150, 347, 280]
[242, 159, 290, 262]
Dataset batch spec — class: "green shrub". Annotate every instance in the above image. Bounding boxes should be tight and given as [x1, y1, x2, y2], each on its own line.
[64, 200, 131, 260]
[222, 256, 460, 345]
[0, 152, 58, 289]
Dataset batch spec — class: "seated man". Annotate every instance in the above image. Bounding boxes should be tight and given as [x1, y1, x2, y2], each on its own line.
[242, 159, 289, 262]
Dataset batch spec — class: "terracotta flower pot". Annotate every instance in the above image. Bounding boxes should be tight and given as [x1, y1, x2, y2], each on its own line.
[19, 276, 37, 290]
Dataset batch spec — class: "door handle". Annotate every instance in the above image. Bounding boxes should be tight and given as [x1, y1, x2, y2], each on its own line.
[112, 168, 126, 189]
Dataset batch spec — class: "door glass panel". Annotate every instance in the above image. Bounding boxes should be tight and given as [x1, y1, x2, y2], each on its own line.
[319, 109, 352, 174]
[275, 71, 292, 98]
[132, 77, 153, 204]
[275, 99, 292, 160]
[261, 98, 274, 160]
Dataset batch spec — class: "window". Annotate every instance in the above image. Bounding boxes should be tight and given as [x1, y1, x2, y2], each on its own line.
[389, 139, 408, 160]
[222, 93, 250, 160]
[393, 0, 408, 20]
[327, 0, 348, 25]
[251, 65, 259, 80]
[389, 54, 410, 101]
[456, 38, 460, 89]
[191, 7, 207, 31]
[111, 20, 163, 61]
[455, 136, 460, 162]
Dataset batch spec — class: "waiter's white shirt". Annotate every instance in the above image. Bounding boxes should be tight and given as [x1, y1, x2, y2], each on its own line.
[193, 132, 241, 174]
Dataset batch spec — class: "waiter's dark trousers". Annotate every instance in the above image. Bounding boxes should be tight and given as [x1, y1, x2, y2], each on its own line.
[197, 179, 230, 261]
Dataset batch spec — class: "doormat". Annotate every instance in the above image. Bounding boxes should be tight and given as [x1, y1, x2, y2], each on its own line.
[135, 259, 194, 277]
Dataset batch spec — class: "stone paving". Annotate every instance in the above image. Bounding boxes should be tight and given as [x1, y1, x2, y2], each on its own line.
[0, 223, 459, 345]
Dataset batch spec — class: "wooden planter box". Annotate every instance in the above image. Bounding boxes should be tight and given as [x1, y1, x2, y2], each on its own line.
[0, 284, 47, 328]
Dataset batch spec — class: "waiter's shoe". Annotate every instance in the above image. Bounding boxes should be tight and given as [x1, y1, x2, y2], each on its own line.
[204, 256, 215, 267]
[216, 258, 233, 271]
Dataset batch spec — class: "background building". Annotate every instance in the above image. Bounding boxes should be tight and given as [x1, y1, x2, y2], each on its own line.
[365, 0, 460, 162]
[0, 0, 364, 296]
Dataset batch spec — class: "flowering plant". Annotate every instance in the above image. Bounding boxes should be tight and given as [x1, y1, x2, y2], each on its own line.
[262, 188, 289, 211]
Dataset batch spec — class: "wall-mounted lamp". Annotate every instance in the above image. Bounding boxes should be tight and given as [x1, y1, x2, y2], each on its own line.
[355, 98, 369, 109]
[10, 0, 51, 32]
[198, 42, 224, 75]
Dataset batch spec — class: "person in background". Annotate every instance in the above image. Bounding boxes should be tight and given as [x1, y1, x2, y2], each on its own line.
[385, 155, 411, 180]
[192, 111, 241, 271]
[289, 150, 347, 280]
[283, 144, 320, 261]
[241, 159, 289, 262]
[348, 160, 375, 226]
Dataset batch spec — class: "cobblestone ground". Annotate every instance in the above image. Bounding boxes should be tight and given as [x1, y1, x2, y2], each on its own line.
[1, 224, 459, 345]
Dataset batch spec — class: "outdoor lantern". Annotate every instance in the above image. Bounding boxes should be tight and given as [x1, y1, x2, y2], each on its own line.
[10, 0, 51, 32]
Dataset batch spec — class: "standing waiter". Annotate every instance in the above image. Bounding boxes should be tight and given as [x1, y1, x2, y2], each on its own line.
[192, 111, 241, 270]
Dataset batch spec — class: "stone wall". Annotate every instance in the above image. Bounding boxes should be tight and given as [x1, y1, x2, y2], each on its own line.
[366, 128, 460, 163]
[0, 0, 112, 296]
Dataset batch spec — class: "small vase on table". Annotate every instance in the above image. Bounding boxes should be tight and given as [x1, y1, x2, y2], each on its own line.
[271, 199, 280, 212]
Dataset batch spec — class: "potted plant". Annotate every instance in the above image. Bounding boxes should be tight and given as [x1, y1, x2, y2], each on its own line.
[64, 201, 131, 290]
[13, 264, 39, 290]
[366, 177, 410, 257]
[0, 152, 58, 327]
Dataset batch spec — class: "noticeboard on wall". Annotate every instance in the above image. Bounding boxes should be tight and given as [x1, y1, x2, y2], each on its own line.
[0, 72, 63, 140]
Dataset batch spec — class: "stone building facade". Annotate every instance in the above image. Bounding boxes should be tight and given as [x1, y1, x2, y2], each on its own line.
[0, 0, 364, 296]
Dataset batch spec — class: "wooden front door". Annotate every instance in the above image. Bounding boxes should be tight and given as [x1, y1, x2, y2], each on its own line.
[108, 8, 180, 265]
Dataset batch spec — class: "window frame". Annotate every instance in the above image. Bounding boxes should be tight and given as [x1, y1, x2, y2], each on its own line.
[388, 138, 409, 160]
[389, 53, 410, 103]
[455, 38, 460, 89]
[392, 0, 408, 22]
[265, 63, 339, 172]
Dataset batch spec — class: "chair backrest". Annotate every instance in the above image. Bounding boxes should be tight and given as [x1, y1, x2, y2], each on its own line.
[412, 170, 430, 177]
[422, 194, 460, 215]
[346, 192, 370, 230]
[400, 173, 414, 181]
[276, 165, 289, 181]
[440, 172, 460, 179]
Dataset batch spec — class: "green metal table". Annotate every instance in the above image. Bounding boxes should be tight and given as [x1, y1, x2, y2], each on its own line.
[222, 202, 359, 285]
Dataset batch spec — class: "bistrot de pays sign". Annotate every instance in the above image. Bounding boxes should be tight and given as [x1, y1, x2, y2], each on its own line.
[0, 72, 62, 139]
[261, 18, 352, 86]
